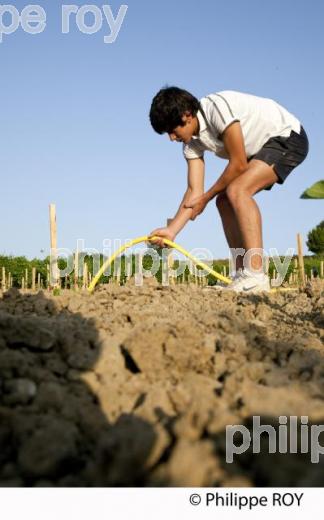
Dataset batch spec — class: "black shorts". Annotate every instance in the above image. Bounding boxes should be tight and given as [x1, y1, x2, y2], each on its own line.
[249, 126, 309, 190]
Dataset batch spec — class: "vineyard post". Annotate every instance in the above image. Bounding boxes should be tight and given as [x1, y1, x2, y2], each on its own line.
[83, 262, 88, 289]
[116, 260, 121, 286]
[167, 218, 174, 283]
[321, 261, 324, 278]
[195, 266, 198, 286]
[74, 249, 79, 290]
[32, 267, 36, 291]
[264, 255, 270, 276]
[46, 264, 50, 290]
[1, 267, 6, 291]
[49, 203, 59, 288]
[293, 258, 298, 284]
[297, 233, 305, 287]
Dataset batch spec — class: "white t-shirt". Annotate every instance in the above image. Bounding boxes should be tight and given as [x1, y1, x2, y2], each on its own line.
[183, 90, 301, 160]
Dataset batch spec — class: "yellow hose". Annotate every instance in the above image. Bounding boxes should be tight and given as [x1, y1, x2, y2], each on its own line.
[88, 235, 231, 293]
[87, 235, 300, 294]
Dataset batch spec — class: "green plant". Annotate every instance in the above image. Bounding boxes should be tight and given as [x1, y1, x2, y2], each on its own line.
[306, 221, 324, 255]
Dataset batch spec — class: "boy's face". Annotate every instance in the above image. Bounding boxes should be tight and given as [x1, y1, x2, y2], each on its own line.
[168, 112, 199, 144]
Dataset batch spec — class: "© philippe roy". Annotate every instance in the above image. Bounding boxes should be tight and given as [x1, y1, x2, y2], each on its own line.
[0, 4, 128, 43]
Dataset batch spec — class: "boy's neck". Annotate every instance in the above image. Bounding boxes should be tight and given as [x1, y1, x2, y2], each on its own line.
[193, 116, 200, 136]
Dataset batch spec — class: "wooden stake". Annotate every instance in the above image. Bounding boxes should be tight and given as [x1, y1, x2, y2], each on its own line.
[74, 250, 79, 289]
[167, 217, 174, 275]
[22, 277, 25, 291]
[46, 264, 50, 290]
[25, 268, 28, 289]
[1, 267, 6, 291]
[297, 233, 305, 287]
[116, 263, 121, 286]
[37, 273, 41, 290]
[83, 262, 88, 289]
[49, 203, 59, 287]
[293, 258, 298, 283]
[264, 256, 270, 275]
[32, 267, 36, 291]
[320, 261, 324, 279]
[195, 267, 198, 286]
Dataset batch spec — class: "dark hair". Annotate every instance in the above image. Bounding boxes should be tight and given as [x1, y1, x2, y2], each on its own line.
[149, 86, 200, 134]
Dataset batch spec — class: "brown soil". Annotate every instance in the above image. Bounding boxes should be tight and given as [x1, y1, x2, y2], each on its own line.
[0, 280, 323, 487]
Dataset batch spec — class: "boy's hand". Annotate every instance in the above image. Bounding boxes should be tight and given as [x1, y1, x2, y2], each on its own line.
[148, 227, 175, 248]
[184, 193, 209, 220]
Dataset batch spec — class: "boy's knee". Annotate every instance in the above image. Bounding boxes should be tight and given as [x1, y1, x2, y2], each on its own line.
[226, 182, 240, 204]
[226, 180, 250, 205]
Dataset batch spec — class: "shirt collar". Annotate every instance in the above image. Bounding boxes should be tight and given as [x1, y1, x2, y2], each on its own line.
[192, 108, 207, 139]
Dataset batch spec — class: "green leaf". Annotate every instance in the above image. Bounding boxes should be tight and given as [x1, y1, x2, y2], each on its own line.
[300, 180, 324, 199]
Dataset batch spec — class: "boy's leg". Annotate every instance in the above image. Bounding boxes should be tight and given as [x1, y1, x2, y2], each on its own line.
[225, 159, 278, 272]
[216, 193, 245, 271]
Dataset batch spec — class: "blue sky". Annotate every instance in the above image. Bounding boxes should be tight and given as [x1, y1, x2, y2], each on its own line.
[1, 0, 323, 260]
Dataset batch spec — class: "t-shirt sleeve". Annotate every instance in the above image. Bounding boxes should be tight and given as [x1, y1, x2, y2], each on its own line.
[183, 139, 205, 160]
[207, 94, 240, 137]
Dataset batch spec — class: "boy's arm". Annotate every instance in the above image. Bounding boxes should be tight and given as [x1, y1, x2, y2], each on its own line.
[149, 157, 204, 246]
[205, 122, 248, 200]
[169, 156, 205, 235]
[185, 122, 248, 219]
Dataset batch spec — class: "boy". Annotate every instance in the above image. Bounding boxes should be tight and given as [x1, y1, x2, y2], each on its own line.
[148, 87, 309, 293]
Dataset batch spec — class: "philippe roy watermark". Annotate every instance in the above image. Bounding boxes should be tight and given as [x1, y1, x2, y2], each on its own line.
[226, 416, 324, 463]
[49, 238, 295, 286]
[0, 3, 128, 43]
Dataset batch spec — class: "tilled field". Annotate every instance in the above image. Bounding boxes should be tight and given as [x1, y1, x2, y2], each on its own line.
[0, 280, 323, 487]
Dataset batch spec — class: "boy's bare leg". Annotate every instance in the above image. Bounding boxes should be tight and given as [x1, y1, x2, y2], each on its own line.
[225, 160, 278, 272]
[216, 193, 245, 271]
